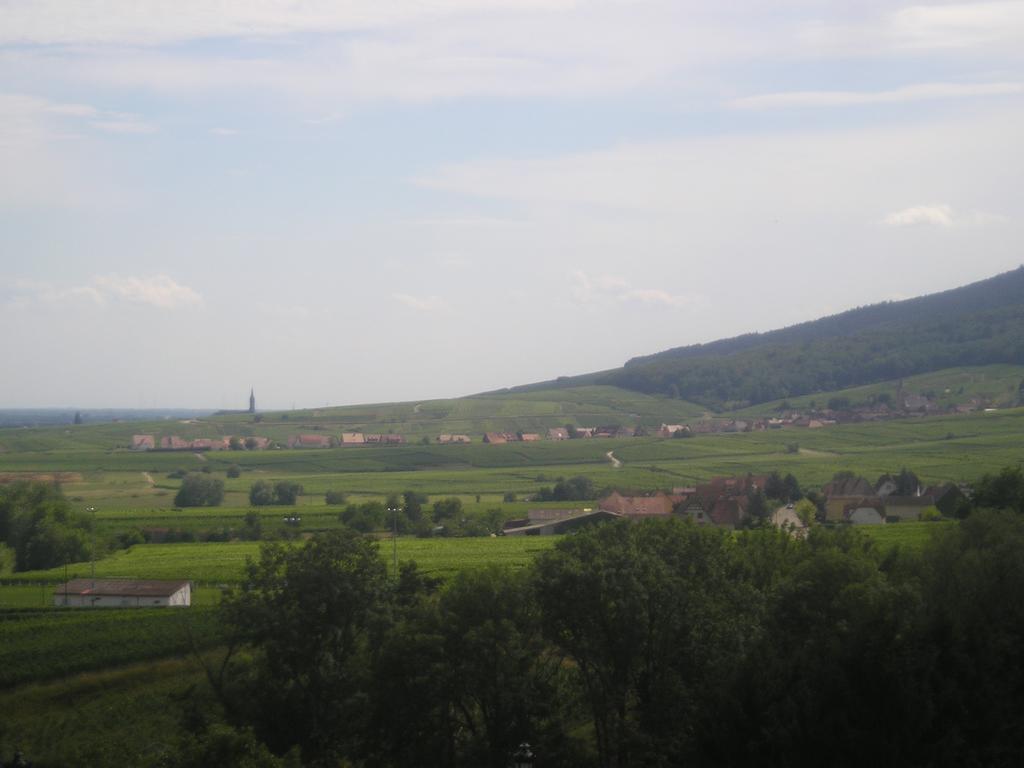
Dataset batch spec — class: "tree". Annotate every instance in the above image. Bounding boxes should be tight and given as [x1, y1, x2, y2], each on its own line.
[226, 464, 241, 479]
[0, 482, 92, 571]
[973, 465, 1024, 514]
[218, 531, 389, 763]
[431, 497, 462, 523]
[533, 520, 758, 766]
[249, 481, 302, 507]
[324, 490, 347, 505]
[402, 490, 428, 521]
[249, 481, 275, 507]
[273, 481, 302, 506]
[73, 411, 83, 425]
[229, 436, 243, 451]
[245, 437, 259, 450]
[794, 498, 817, 527]
[175, 474, 225, 507]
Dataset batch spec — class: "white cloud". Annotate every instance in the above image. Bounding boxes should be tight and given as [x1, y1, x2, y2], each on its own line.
[0, 0, 581, 46]
[887, 2, 1024, 50]
[93, 275, 201, 308]
[732, 82, 1024, 110]
[392, 292, 449, 312]
[884, 204, 955, 227]
[570, 271, 704, 310]
[9, 275, 202, 309]
[883, 204, 1007, 228]
[91, 118, 157, 134]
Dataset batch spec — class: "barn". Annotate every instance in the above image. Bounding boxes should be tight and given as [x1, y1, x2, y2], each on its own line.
[53, 579, 191, 608]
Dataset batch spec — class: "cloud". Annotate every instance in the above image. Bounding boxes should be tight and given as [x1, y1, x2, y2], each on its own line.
[570, 271, 704, 310]
[732, 82, 1024, 110]
[883, 204, 955, 227]
[392, 292, 449, 312]
[887, 2, 1024, 50]
[0, 0, 581, 45]
[883, 204, 1006, 228]
[210, 127, 239, 136]
[9, 275, 202, 309]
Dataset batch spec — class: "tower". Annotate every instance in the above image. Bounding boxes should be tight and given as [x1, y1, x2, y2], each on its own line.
[249, 388, 256, 414]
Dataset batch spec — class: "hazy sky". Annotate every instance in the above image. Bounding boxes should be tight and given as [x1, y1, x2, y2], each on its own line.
[2, 1, 1023, 409]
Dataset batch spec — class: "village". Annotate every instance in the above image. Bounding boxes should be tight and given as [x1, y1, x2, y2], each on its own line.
[127, 385, 995, 453]
[502, 471, 968, 536]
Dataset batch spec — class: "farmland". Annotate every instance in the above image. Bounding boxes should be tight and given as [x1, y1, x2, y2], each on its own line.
[0, 376, 1017, 766]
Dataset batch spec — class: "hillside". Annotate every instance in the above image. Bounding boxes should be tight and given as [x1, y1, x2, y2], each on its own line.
[524, 267, 1024, 410]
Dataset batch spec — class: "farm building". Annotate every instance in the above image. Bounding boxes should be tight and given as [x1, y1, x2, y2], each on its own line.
[53, 579, 191, 608]
[503, 509, 621, 536]
[437, 434, 471, 444]
[131, 435, 155, 450]
[340, 432, 365, 445]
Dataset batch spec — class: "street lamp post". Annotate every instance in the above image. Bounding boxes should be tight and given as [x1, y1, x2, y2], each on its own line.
[87, 506, 96, 587]
[511, 743, 535, 768]
[387, 506, 400, 577]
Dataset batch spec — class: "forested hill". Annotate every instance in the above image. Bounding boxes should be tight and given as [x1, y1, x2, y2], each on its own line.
[593, 266, 1024, 409]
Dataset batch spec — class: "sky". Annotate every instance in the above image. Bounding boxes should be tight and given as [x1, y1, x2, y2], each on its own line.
[1, 1, 1022, 410]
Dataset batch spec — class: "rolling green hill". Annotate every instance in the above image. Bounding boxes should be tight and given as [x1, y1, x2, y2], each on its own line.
[511, 267, 1024, 410]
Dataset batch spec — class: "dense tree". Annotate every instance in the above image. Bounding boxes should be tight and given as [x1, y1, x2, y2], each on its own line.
[248, 481, 302, 507]
[218, 531, 389, 764]
[249, 481, 275, 507]
[534, 520, 758, 767]
[226, 464, 241, 479]
[431, 497, 463, 523]
[175, 473, 225, 507]
[972, 465, 1024, 514]
[0, 482, 91, 571]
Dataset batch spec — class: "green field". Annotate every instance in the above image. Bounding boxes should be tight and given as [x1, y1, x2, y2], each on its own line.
[0, 608, 222, 688]
[4, 535, 560, 585]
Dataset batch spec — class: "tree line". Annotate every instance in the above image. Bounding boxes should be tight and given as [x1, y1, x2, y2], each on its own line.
[161, 470, 1024, 767]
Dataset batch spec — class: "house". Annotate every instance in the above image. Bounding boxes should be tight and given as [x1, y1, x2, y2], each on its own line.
[503, 509, 621, 536]
[287, 434, 333, 449]
[598, 492, 674, 519]
[709, 496, 750, 528]
[131, 435, 155, 451]
[381, 434, 406, 445]
[822, 476, 875, 499]
[159, 436, 190, 450]
[659, 424, 688, 438]
[824, 496, 885, 524]
[340, 432, 365, 445]
[53, 579, 191, 608]
[437, 434, 471, 444]
[575, 427, 595, 438]
[483, 432, 509, 444]
[189, 438, 230, 451]
[846, 500, 886, 525]
[884, 495, 936, 521]
[519, 433, 541, 442]
[246, 436, 271, 450]
[548, 427, 569, 441]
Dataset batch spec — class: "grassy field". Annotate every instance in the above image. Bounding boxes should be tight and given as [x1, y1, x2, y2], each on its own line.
[3, 522, 941, 589]
[4, 535, 561, 584]
[0, 608, 223, 688]
[1, 406, 1021, 518]
[0, 655, 208, 766]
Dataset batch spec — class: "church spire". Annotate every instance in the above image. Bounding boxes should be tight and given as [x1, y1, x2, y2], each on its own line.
[249, 388, 256, 414]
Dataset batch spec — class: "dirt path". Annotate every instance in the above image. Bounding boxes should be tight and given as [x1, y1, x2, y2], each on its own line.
[193, 452, 207, 462]
[142, 471, 155, 486]
[606, 450, 622, 468]
[413, 403, 422, 414]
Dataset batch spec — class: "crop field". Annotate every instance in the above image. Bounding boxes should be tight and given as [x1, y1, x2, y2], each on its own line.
[736, 364, 1024, 416]
[0, 608, 223, 688]
[0, 655, 208, 766]
[6, 535, 561, 585]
